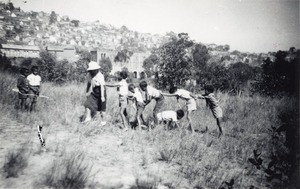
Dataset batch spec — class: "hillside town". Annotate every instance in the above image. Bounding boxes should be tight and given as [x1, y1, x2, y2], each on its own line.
[0, 1, 275, 75]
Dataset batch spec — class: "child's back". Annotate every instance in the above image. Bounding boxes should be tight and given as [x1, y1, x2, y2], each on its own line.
[157, 110, 178, 123]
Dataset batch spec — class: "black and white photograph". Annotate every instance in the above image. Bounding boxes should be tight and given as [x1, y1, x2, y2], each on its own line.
[0, 0, 299, 188]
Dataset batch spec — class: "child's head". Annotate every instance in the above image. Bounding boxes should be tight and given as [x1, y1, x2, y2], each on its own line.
[20, 67, 29, 76]
[176, 109, 185, 120]
[204, 85, 214, 94]
[31, 66, 38, 75]
[169, 86, 178, 94]
[139, 81, 147, 91]
[119, 71, 128, 80]
[128, 83, 136, 93]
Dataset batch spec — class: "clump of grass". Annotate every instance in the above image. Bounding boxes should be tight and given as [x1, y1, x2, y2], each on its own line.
[42, 152, 92, 189]
[3, 146, 29, 178]
[130, 173, 160, 189]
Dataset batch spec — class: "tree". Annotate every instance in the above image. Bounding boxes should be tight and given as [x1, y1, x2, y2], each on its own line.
[71, 20, 80, 27]
[7, 2, 14, 11]
[37, 50, 58, 82]
[114, 49, 133, 62]
[254, 49, 300, 96]
[143, 54, 159, 77]
[155, 33, 195, 89]
[99, 57, 112, 78]
[49, 11, 57, 25]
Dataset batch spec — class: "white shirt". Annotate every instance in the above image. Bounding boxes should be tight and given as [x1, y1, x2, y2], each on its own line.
[118, 79, 128, 96]
[157, 111, 178, 122]
[91, 72, 105, 87]
[147, 86, 161, 98]
[133, 88, 143, 103]
[27, 74, 41, 86]
[175, 89, 192, 100]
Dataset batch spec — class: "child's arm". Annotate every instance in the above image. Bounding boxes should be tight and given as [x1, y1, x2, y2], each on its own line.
[196, 94, 207, 99]
[105, 83, 120, 87]
[161, 92, 178, 97]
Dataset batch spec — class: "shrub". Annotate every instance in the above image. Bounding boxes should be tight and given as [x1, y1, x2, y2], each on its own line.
[42, 152, 92, 189]
[130, 173, 160, 189]
[3, 146, 29, 178]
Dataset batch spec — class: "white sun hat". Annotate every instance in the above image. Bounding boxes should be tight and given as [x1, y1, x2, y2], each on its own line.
[87, 61, 100, 71]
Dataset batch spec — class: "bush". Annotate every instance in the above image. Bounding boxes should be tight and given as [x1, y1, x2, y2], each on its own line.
[42, 152, 92, 189]
[3, 146, 29, 178]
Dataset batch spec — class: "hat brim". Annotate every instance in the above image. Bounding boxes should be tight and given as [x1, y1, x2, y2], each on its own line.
[87, 66, 100, 71]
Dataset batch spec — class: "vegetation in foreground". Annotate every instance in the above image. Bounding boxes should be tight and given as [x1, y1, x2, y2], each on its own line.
[0, 72, 298, 188]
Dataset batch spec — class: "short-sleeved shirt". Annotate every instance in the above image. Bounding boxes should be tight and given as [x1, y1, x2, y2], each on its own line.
[88, 72, 105, 96]
[27, 74, 41, 86]
[147, 86, 161, 99]
[91, 72, 105, 87]
[157, 111, 178, 122]
[128, 88, 143, 103]
[118, 79, 128, 96]
[175, 89, 192, 100]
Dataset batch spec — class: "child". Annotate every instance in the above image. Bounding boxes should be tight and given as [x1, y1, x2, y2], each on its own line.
[196, 85, 223, 138]
[128, 83, 146, 130]
[82, 61, 107, 125]
[106, 71, 129, 131]
[139, 81, 164, 124]
[17, 67, 30, 110]
[157, 109, 184, 130]
[27, 66, 41, 111]
[162, 86, 197, 133]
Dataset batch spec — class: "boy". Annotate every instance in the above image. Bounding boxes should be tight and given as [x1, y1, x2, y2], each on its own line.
[17, 67, 30, 110]
[83, 61, 107, 126]
[139, 81, 164, 124]
[27, 66, 41, 111]
[106, 71, 129, 131]
[196, 85, 223, 138]
[162, 86, 197, 133]
[128, 83, 146, 130]
[157, 109, 184, 130]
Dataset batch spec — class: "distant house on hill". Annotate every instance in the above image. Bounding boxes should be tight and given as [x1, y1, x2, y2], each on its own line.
[0, 44, 39, 58]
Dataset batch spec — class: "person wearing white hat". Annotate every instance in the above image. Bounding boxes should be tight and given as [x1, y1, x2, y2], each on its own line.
[82, 61, 107, 125]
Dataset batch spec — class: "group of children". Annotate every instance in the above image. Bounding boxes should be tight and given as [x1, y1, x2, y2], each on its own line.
[17, 66, 42, 112]
[82, 61, 223, 137]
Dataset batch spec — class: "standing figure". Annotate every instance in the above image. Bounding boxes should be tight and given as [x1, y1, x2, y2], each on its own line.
[27, 66, 41, 112]
[106, 71, 129, 130]
[17, 67, 30, 110]
[162, 86, 197, 133]
[139, 81, 164, 125]
[82, 61, 107, 125]
[196, 85, 223, 137]
[128, 84, 145, 130]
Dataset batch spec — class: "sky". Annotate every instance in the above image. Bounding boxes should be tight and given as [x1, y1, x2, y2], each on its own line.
[7, 0, 300, 53]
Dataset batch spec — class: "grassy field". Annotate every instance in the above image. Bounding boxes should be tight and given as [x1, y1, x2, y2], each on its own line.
[0, 72, 298, 189]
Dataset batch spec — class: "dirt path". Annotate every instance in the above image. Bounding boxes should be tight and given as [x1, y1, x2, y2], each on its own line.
[0, 110, 161, 189]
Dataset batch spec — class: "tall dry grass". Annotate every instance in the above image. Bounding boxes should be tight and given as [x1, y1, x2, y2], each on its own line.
[0, 72, 298, 188]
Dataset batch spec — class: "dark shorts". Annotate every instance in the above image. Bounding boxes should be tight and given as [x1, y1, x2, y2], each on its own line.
[84, 87, 107, 112]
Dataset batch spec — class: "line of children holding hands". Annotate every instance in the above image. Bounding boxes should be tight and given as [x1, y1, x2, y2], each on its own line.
[17, 63, 223, 137]
[106, 71, 223, 137]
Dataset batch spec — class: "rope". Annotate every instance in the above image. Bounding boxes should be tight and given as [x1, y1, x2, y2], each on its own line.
[12, 89, 50, 99]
